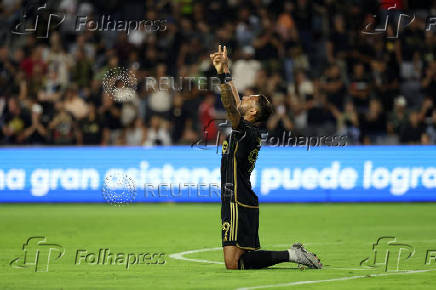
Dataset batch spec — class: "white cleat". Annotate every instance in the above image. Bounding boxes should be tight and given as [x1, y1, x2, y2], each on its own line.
[290, 242, 323, 269]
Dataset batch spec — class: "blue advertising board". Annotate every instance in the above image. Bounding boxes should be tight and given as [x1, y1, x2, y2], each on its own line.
[0, 146, 435, 202]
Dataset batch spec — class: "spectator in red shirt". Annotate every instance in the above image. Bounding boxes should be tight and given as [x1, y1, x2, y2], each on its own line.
[20, 45, 46, 80]
[199, 93, 218, 142]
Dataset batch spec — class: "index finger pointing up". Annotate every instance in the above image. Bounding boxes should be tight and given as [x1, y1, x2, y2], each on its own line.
[223, 46, 227, 58]
[218, 45, 222, 53]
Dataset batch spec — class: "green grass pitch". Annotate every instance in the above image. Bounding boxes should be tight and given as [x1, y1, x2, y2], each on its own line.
[1, 203, 436, 289]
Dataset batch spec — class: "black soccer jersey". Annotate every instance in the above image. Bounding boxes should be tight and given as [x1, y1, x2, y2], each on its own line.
[221, 117, 262, 207]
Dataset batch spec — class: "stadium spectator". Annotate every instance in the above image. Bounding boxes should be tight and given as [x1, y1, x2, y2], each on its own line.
[2, 97, 30, 144]
[20, 104, 48, 145]
[232, 46, 261, 92]
[144, 115, 171, 146]
[77, 104, 103, 145]
[0, 0, 434, 147]
[49, 101, 79, 145]
[424, 110, 436, 144]
[399, 111, 426, 144]
[123, 117, 147, 146]
[349, 63, 372, 113]
[199, 92, 218, 142]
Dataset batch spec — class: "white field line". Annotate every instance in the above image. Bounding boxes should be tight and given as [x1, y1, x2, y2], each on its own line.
[169, 246, 374, 270]
[169, 247, 224, 265]
[236, 269, 436, 290]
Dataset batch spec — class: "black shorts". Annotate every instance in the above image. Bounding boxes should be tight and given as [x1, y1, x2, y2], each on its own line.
[221, 199, 260, 250]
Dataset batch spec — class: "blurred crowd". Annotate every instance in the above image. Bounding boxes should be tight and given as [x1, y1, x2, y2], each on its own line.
[0, 0, 435, 146]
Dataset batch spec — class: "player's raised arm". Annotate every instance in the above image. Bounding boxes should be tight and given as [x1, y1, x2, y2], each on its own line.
[210, 45, 241, 129]
[221, 46, 241, 108]
[220, 79, 241, 129]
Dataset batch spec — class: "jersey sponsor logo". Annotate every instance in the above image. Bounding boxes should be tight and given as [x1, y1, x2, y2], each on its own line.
[222, 140, 229, 154]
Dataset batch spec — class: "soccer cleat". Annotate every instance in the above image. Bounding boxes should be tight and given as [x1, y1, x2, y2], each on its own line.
[289, 242, 323, 269]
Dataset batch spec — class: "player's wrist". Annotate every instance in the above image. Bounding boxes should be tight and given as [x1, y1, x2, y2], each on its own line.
[217, 72, 232, 84]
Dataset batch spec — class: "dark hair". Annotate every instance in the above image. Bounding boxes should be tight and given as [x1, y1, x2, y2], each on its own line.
[255, 94, 273, 124]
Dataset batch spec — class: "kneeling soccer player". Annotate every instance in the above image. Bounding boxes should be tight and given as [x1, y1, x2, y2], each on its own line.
[210, 45, 323, 270]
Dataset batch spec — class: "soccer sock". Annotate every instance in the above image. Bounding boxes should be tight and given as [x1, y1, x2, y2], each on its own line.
[287, 248, 299, 263]
[238, 250, 289, 269]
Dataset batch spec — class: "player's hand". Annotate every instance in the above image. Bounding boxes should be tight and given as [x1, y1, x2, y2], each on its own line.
[210, 45, 229, 74]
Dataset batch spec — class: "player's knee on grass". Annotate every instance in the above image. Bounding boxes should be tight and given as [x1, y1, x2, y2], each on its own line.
[223, 246, 245, 270]
[224, 256, 239, 270]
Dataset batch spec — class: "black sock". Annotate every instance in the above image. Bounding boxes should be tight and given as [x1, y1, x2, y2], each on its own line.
[238, 250, 289, 269]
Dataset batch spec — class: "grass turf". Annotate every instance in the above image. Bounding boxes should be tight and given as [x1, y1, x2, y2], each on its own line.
[1, 203, 436, 289]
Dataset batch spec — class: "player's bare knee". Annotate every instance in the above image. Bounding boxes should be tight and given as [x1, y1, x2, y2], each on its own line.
[224, 258, 239, 270]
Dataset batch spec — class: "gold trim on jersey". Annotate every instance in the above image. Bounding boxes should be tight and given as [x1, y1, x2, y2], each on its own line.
[233, 142, 239, 241]
[236, 244, 259, 251]
[235, 201, 238, 241]
[233, 141, 239, 202]
[230, 202, 234, 241]
[237, 201, 259, 208]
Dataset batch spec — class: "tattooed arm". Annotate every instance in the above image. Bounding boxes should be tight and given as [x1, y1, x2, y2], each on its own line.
[223, 66, 241, 108]
[210, 45, 241, 129]
[220, 83, 241, 129]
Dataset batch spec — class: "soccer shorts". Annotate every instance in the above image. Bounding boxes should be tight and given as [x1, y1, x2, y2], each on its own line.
[221, 199, 260, 250]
